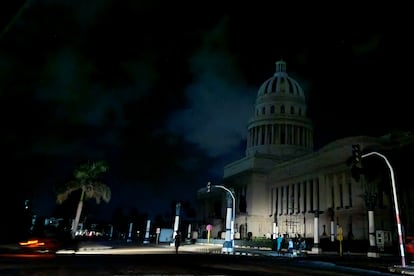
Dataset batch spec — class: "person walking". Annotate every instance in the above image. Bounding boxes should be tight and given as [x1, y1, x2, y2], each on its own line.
[288, 238, 294, 256]
[276, 234, 283, 255]
[299, 238, 306, 255]
[174, 232, 181, 254]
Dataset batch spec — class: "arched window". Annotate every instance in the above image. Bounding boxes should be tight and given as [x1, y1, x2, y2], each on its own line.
[290, 106, 295, 114]
[280, 105, 285, 114]
[270, 105, 275, 114]
[299, 108, 302, 116]
[262, 107, 265, 115]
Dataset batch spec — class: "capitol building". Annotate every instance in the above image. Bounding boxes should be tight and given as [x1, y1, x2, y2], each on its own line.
[197, 60, 414, 253]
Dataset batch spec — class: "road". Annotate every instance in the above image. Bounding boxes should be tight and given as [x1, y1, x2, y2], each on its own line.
[0, 252, 399, 275]
[0, 242, 406, 275]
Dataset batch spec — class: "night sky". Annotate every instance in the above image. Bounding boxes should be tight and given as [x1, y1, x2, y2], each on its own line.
[1, 1, 413, 227]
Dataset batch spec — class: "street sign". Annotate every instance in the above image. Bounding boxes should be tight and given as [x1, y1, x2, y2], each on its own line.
[337, 226, 343, 241]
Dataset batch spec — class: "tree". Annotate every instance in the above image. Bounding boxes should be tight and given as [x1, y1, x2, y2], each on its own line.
[56, 160, 111, 238]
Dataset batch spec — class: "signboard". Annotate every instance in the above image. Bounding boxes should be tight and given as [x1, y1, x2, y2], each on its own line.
[158, 228, 174, 243]
[337, 226, 343, 241]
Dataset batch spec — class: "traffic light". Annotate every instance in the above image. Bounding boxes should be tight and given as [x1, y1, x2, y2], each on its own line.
[352, 144, 361, 165]
[350, 144, 363, 182]
[207, 181, 211, 193]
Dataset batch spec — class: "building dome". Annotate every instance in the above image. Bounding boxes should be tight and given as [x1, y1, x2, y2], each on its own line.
[245, 60, 313, 159]
[257, 60, 305, 98]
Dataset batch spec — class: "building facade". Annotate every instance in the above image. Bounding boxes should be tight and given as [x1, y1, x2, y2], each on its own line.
[198, 60, 413, 249]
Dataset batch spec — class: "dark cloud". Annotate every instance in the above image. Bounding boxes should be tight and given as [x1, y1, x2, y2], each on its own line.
[168, 18, 256, 158]
[34, 48, 154, 126]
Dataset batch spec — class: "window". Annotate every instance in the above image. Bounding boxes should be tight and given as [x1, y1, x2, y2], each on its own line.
[270, 105, 275, 114]
[280, 105, 285, 114]
[262, 107, 265, 115]
[290, 106, 294, 114]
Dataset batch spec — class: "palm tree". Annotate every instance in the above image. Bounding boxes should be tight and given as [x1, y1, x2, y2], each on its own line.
[56, 160, 111, 238]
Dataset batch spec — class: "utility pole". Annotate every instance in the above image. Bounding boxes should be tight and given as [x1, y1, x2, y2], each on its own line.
[349, 146, 406, 267]
[206, 182, 235, 254]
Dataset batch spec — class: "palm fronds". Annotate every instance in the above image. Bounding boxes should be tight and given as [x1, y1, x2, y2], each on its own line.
[56, 161, 111, 205]
[56, 181, 82, 204]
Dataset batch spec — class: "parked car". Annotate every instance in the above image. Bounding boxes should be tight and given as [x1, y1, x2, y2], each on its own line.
[405, 236, 414, 255]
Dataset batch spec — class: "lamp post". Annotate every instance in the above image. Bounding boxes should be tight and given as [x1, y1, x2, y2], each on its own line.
[216, 185, 235, 253]
[361, 151, 406, 268]
[206, 182, 235, 253]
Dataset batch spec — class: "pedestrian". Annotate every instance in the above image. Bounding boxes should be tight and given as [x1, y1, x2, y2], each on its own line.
[288, 238, 294, 255]
[276, 234, 283, 255]
[174, 232, 181, 254]
[299, 238, 306, 255]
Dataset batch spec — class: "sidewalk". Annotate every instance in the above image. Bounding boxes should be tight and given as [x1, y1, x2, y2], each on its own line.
[191, 243, 414, 274]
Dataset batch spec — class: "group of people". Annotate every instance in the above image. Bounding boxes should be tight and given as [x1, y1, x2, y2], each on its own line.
[276, 234, 306, 256]
[174, 231, 307, 255]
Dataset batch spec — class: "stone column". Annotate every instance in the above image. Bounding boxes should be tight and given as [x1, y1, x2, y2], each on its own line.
[306, 180, 312, 212]
[330, 219, 335, 242]
[300, 181, 305, 214]
[143, 219, 151, 244]
[314, 178, 319, 211]
[312, 211, 323, 254]
[187, 223, 192, 241]
[295, 183, 299, 214]
[278, 187, 282, 215]
[285, 185, 289, 215]
[173, 202, 181, 242]
[127, 222, 133, 242]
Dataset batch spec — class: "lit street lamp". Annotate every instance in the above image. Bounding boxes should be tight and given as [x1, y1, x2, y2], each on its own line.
[206, 182, 235, 253]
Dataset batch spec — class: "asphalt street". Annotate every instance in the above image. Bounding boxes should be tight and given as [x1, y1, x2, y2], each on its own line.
[1, 241, 413, 275]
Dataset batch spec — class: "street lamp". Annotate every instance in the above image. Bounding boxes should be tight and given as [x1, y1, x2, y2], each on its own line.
[360, 151, 406, 268]
[206, 182, 235, 253]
